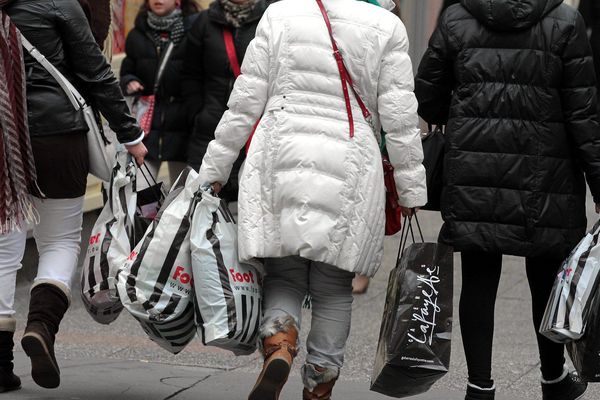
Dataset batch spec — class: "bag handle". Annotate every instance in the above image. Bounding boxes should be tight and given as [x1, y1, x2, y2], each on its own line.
[223, 28, 241, 78]
[20, 33, 86, 111]
[397, 213, 425, 260]
[315, 0, 372, 138]
[153, 41, 175, 93]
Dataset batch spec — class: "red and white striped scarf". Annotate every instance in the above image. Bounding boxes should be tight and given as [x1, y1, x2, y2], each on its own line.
[0, 2, 39, 234]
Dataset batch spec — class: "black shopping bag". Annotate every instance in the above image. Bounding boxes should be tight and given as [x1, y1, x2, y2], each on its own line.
[133, 165, 166, 245]
[567, 287, 600, 381]
[371, 215, 454, 398]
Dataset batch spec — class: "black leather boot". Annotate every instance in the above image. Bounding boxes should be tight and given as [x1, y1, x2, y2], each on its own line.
[0, 327, 21, 393]
[21, 283, 69, 389]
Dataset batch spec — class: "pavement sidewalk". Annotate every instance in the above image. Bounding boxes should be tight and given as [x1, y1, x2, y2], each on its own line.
[6, 207, 600, 400]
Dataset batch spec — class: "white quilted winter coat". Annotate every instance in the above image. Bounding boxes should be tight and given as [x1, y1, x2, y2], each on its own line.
[198, 0, 427, 277]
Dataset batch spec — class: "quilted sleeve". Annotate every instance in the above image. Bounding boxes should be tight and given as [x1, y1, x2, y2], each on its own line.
[414, 11, 454, 125]
[561, 12, 600, 202]
[378, 19, 427, 208]
[197, 11, 271, 185]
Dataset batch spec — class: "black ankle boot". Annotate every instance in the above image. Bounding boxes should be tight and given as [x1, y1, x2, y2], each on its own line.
[0, 330, 21, 393]
[542, 370, 587, 400]
[465, 383, 495, 400]
[21, 283, 69, 389]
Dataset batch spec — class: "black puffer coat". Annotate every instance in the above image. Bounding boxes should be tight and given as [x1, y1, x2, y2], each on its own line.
[5, 0, 141, 143]
[415, 0, 600, 259]
[182, 0, 268, 201]
[120, 12, 197, 162]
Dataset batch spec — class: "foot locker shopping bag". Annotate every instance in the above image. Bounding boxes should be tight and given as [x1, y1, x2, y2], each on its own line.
[541, 219, 600, 343]
[117, 167, 199, 353]
[371, 217, 454, 398]
[190, 189, 262, 355]
[81, 153, 137, 324]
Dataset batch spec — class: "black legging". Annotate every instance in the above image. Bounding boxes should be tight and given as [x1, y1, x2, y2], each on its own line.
[460, 251, 566, 388]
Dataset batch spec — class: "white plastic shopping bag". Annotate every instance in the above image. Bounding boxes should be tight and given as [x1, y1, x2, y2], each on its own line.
[190, 189, 262, 355]
[117, 167, 199, 353]
[541, 219, 600, 343]
[81, 152, 136, 324]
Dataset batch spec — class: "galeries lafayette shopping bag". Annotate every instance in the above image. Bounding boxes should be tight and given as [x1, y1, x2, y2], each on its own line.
[117, 167, 199, 353]
[190, 189, 262, 355]
[371, 238, 454, 398]
[81, 153, 137, 324]
[541, 219, 600, 343]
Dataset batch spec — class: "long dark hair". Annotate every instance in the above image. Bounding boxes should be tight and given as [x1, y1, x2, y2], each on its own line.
[141, 0, 200, 17]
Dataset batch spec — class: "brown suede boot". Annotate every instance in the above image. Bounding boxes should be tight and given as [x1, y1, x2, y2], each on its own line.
[21, 283, 69, 389]
[248, 319, 298, 400]
[302, 364, 339, 400]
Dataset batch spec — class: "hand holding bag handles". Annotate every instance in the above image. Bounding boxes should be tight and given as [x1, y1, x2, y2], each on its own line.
[20, 34, 118, 182]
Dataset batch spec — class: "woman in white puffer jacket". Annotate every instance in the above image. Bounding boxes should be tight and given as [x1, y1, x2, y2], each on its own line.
[198, 0, 426, 398]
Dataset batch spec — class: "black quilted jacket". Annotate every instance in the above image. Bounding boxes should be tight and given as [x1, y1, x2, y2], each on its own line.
[182, 0, 268, 201]
[6, 0, 142, 143]
[415, 0, 600, 259]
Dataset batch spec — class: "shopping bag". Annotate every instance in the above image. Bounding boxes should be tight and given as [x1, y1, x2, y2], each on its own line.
[81, 152, 137, 324]
[567, 287, 600, 381]
[190, 189, 262, 355]
[136, 303, 197, 355]
[540, 219, 600, 343]
[133, 165, 166, 245]
[117, 167, 199, 353]
[118, 166, 198, 323]
[371, 216, 454, 398]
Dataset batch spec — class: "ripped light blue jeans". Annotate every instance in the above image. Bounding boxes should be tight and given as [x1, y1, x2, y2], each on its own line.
[261, 256, 355, 385]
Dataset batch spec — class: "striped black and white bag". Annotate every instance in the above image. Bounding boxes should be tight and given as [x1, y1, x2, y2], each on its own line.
[541, 219, 600, 343]
[190, 189, 262, 355]
[117, 167, 199, 353]
[81, 152, 136, 324]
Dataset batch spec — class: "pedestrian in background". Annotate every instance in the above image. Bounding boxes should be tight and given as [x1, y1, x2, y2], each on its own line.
[182, 0, 269, 204]
[416, 1, 600, 400]
[120, 0, 199, 188]
[0, 0, 146, 392]
[198, 0, 427, 398]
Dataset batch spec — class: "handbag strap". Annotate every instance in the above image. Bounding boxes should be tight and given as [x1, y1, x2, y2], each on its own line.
[223, 28, 241, 78]
[315, 0, 372, 139]
[20, 33, 86, 111]
[153, 41, 175, 93]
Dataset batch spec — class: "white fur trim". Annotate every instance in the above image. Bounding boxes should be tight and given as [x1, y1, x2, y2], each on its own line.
[302, 363, 339, 391]
[467, 382, 496, 391]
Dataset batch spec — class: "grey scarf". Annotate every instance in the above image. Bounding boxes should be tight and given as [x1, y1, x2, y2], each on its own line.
[219, 0, 257, 28]
[147, 9, 185, 50]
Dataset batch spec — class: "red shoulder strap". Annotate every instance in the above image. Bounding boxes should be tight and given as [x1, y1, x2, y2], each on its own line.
[223, 28, 241, 78]
[315, 0, 372, 139]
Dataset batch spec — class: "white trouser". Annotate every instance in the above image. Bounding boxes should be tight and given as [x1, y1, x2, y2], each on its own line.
[0, 196, 84, 319]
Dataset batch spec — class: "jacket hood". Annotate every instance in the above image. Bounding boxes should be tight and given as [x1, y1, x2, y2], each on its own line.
[461, 0, 563, 31]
